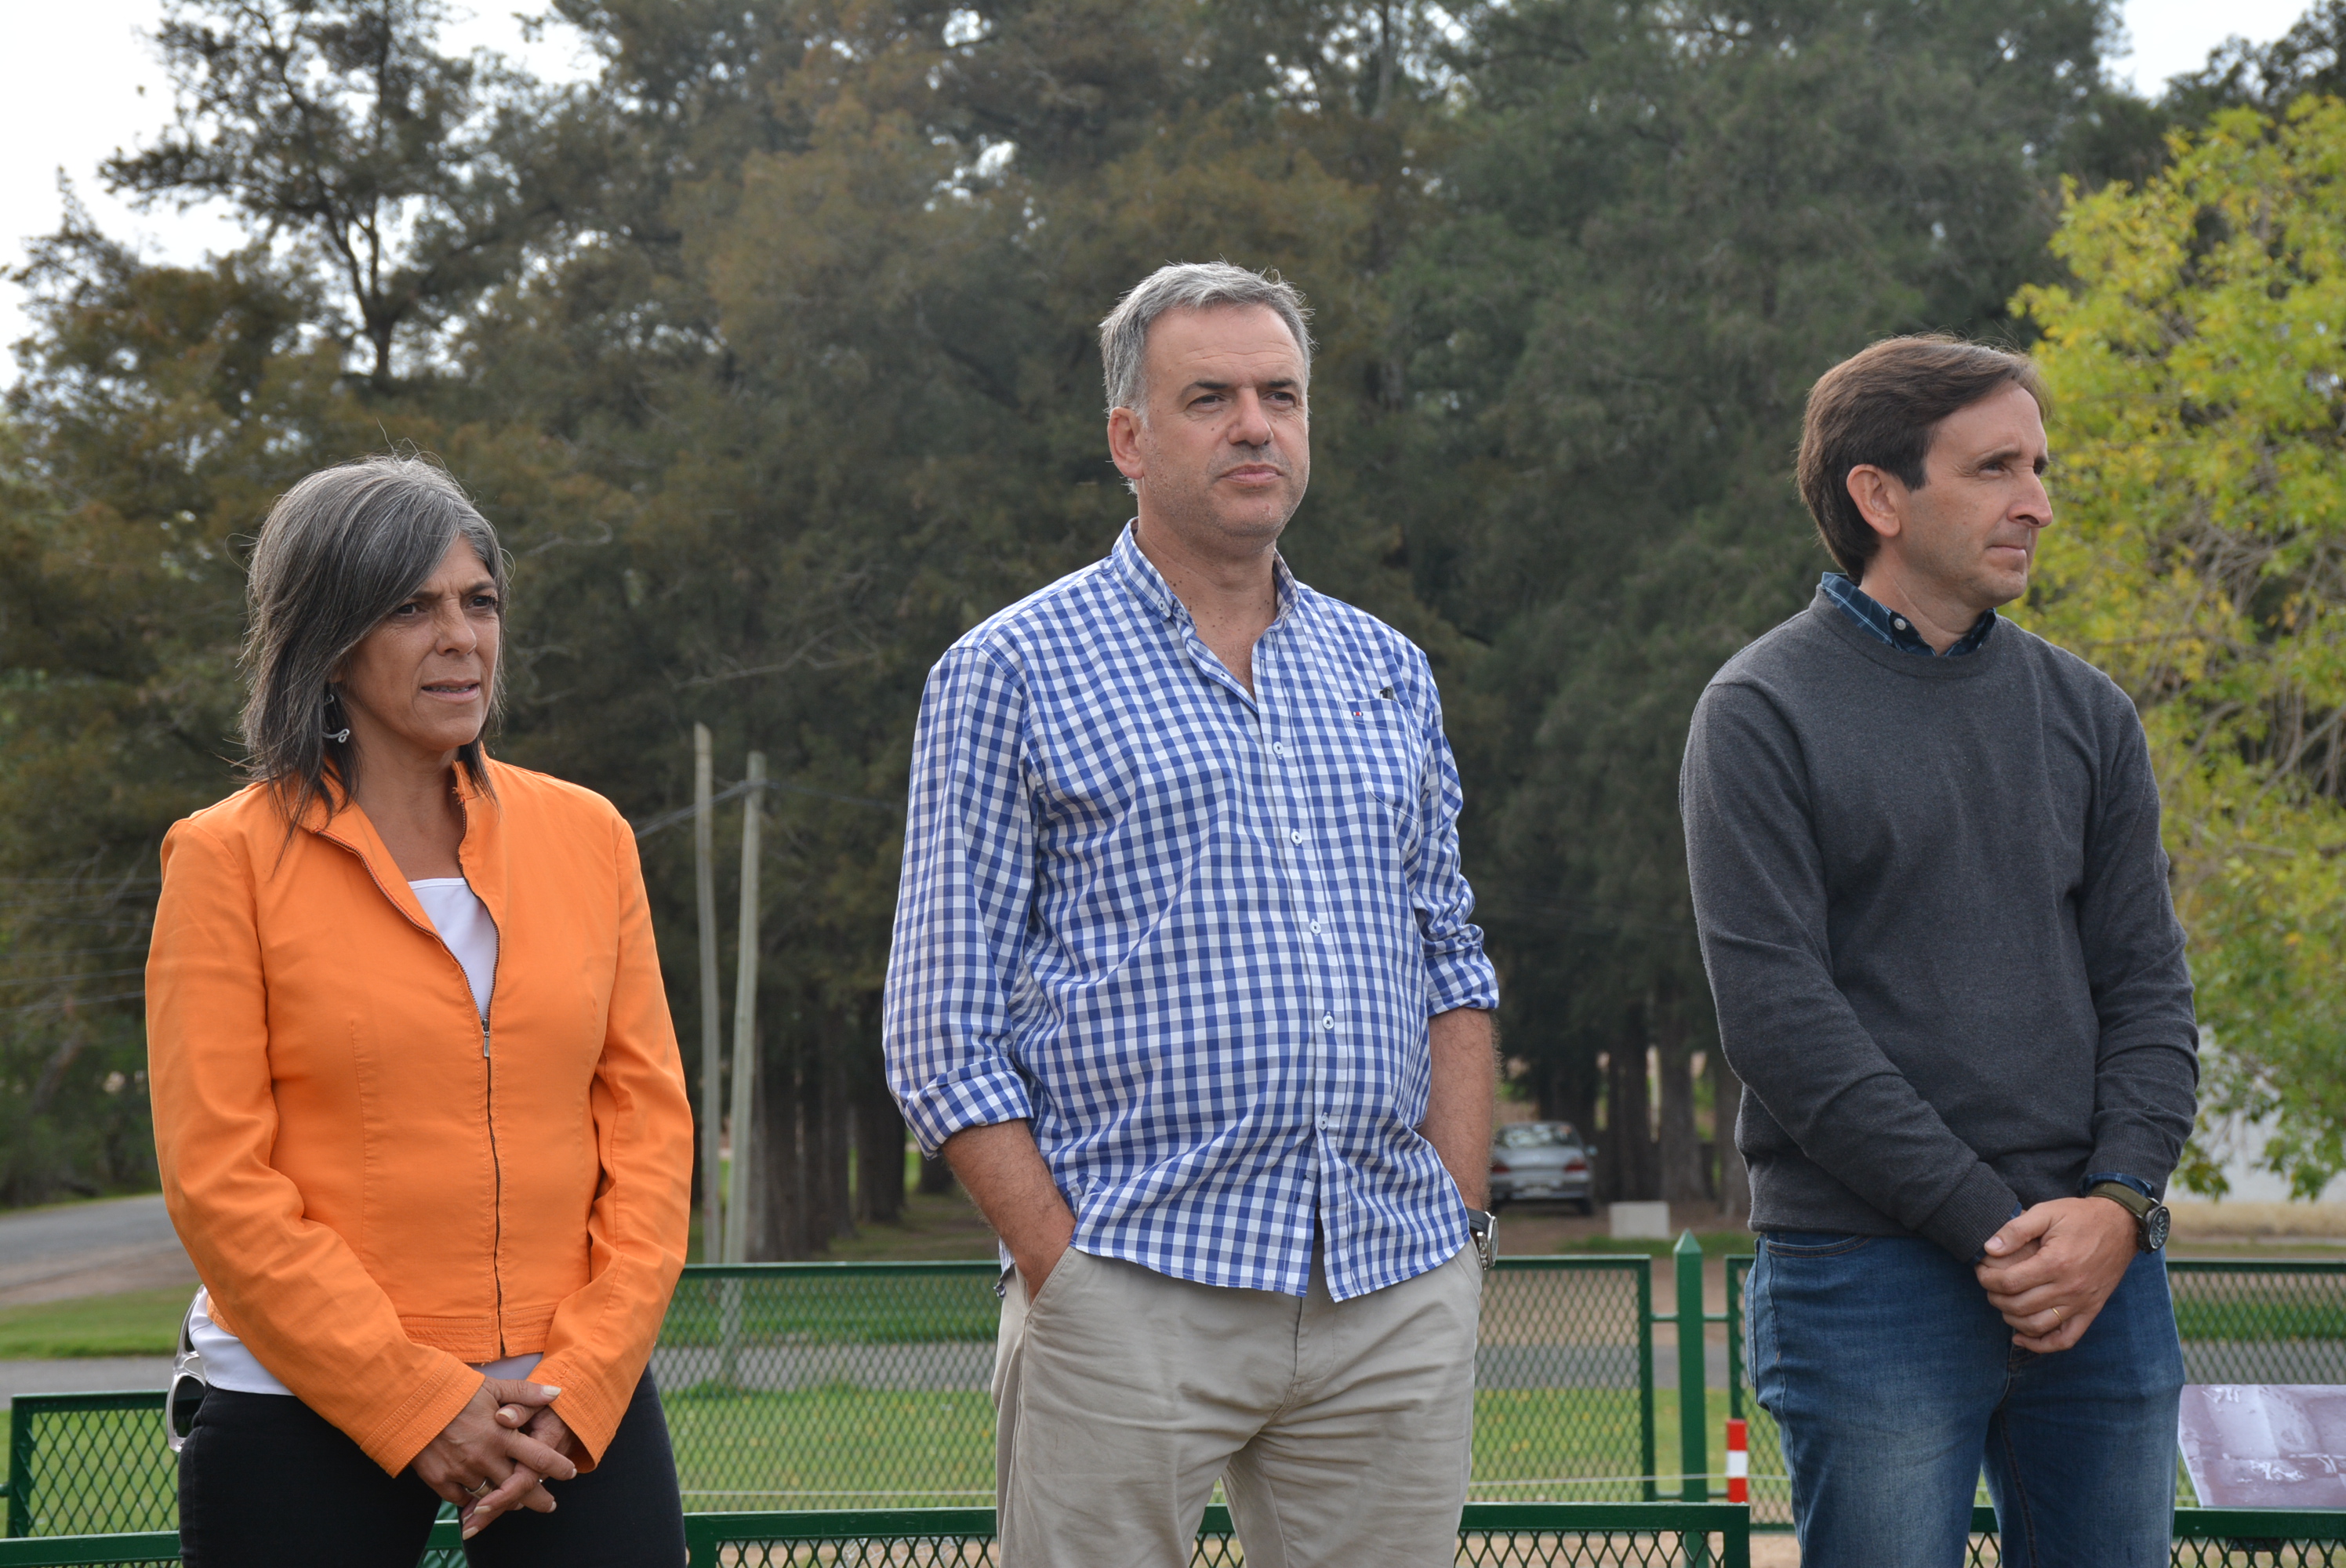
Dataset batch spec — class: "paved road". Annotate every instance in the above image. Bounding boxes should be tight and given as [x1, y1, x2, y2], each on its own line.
[0, 1192, 195, 1307]
[0, 1356, 173, 1409]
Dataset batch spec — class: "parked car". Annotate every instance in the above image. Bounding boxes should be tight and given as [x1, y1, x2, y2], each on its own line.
[1488, 1121, 1595, 1213]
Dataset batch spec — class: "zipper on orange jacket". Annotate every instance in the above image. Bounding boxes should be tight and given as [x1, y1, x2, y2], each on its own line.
[317, 818, 509, 1356]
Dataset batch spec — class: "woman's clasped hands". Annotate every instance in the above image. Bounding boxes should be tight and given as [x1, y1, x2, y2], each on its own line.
[411, 1377, 579, 1540]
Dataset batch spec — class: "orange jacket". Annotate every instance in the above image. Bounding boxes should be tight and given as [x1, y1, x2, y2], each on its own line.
[147, 760, 693, 1475]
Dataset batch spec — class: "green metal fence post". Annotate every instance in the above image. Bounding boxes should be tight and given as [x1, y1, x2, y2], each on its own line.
[1636, 1255, 1657, 1502]
[1675, 1231, 1707, 1504]
[6, 1397, 31, 1539]
[1674, 1232, 1711, 1566]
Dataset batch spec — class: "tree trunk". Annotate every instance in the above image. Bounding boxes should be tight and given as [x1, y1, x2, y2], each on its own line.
[822, 1033, 857, 1244]
[754, 1028, 808, 1259]
[1654, 989, 1709, 1205]
[796, 1034, 832, 1257]
[1534, 1046, 1599, 1141]
[1598, 1008, 1660, 1202]
[1712, 1047, 1752, 1221]
[855, 1037, 907, 1226]
[27, 1016, 86, 1115]
[918, 1152, 957, 1195]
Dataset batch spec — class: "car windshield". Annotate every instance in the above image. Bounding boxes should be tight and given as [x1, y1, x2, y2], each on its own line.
[1495, 1123, 1579, 1150]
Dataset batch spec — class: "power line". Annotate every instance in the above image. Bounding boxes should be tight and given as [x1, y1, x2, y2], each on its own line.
[631, 777, 898, 841]
[0, 967, 149, 989]
[1, 989, 144, 1017]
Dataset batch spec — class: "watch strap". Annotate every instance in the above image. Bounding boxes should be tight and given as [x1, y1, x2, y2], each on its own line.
[2087, 1181, 2166, 1252]
[2087, 1180, 2150, 1217]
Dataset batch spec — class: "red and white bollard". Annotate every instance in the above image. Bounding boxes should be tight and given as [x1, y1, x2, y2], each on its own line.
[1724, 1417, 1749, 1504]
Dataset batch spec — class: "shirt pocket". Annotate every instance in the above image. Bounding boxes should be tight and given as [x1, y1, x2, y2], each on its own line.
[1331, 697, 1425, 852]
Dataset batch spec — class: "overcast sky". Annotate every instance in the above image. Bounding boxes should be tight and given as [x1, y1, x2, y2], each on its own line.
[0, 0, 2324, 381]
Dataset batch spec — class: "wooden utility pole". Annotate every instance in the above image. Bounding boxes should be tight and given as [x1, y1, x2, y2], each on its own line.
[722, 751, 765, 1265]
[693, 724, 721, 1264]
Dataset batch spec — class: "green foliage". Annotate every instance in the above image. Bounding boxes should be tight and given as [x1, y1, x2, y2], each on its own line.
[1393, 0, 2138, 1181]
[2017, 98, 2346, 1200]
[2166, 1, 2346, 120]
[108, 0, 586, 387]
[0, 223, 372, 1203]
[4, 0, 2322, 1222]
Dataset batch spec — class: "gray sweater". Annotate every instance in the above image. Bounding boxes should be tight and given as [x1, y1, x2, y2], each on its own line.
[1680, 590, 2199, 1261]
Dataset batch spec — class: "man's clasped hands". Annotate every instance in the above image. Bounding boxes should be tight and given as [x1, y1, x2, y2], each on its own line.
[1976, 1198, 2142, 1355]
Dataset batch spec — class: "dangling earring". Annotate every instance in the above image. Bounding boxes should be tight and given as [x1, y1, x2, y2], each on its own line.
[323, 690, 350, 746]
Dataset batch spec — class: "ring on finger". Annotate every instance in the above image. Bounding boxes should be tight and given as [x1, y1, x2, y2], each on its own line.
[2050, 1305, 2063, 1327]
[467, 1479, 493, 1498]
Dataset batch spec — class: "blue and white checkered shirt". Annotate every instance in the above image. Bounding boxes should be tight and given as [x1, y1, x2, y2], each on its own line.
[884, 524, 1499, 1302]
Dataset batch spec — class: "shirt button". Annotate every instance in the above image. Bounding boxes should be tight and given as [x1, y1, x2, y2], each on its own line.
[1272, 742, 1285, 757]
[1308, 920, 1322, 935]
[1893, 617, 1909, 630]
[1321, 1014, 1336, 1031]
[1290, 829, 1304, 845]
[1316, 1114, 1331, 1131]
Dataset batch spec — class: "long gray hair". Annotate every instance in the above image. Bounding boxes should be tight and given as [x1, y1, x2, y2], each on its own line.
[240, 454, 507, 829]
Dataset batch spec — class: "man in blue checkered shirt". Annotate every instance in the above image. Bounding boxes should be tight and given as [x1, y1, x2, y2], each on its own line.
[883, 262, 1501, 1566]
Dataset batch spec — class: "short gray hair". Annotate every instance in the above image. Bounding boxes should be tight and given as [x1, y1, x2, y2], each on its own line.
[241, 453, 507, 832]
[1099, 262, 1314, 414]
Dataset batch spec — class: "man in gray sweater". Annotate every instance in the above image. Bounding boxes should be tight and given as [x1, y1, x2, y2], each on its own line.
[1681, 336, 2197, 1566]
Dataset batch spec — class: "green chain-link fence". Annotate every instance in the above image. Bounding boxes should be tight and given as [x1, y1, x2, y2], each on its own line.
[4, 1398, 176, 1540]
[659, 1258, 1655, 1512]
[1962, 1504, 2346, 1565]
[5, 1258, 1654, 1534]
[11, 1503, 2346, 1567]
[2167, 1262, 2346, 1384]
[0, 1502, 1754, 1567]
[9, 1253, 2341, 1545]
[688, 1502, 1752, 1567]
[656, 1264, 1003, 1509]
[1726, 1254, 2346, 1528]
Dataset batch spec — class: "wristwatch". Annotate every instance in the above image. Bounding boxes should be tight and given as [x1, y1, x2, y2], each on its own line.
[2087, 1181, 2170, 1253]
[1465, 1208, 1497, 1269]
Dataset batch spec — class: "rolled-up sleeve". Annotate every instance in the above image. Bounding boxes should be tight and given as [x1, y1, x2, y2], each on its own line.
[1408, 657, 1500, 1016]
[884, 644, 1040, 1152]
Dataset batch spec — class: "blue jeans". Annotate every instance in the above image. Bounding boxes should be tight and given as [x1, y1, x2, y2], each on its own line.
[1749, 1232, 2183, 1568]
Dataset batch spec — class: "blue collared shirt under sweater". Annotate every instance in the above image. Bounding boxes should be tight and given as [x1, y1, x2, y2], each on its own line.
[1820, 571, 1997, 657]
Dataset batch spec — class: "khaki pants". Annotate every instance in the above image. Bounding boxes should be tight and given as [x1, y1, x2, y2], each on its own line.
[992, 1243, 1481, 1568]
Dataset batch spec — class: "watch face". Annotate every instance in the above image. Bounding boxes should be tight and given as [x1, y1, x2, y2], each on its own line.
[2144, 1203, 2171, 1250]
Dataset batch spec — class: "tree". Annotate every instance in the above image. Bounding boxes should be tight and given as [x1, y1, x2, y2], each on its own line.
[107, 0, 582, 388]
[2166, 1, 2346, 119]
[1, 0, 2228, 1229]
[1392, 0, 2143, 1203]
[2015, 97, 2346, 1198]
[455, 0, 1468, 1252]
[0, 219, 370, 1200]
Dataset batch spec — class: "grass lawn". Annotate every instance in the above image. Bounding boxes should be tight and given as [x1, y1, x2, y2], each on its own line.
[2170, 1290, 2346, 1341]
[0, 1287, 187, 1359]
[687, 1171, 1000, 1267]
[660, 1382, 1675, 1511]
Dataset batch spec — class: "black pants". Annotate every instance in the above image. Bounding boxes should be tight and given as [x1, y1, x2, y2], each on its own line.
[178, 1370, 686, 1568]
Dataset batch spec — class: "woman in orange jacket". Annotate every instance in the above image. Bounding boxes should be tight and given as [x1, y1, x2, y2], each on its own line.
[147, 456, 696, 1566]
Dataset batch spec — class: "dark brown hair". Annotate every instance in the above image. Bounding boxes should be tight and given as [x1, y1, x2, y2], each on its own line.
[1796, 335, 2047, 577]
